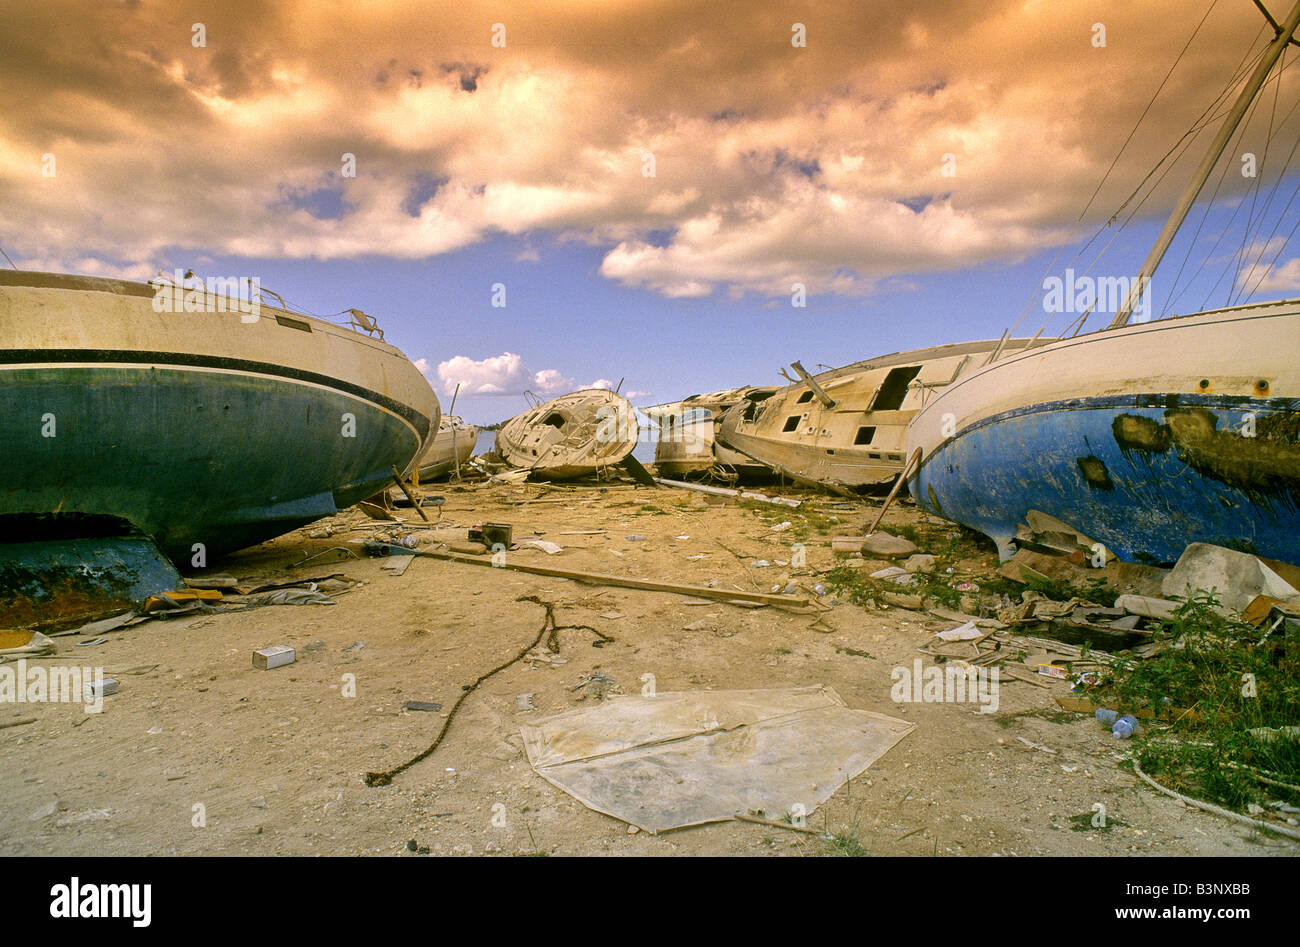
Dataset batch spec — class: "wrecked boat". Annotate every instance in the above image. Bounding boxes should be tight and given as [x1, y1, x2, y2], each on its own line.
[905, 6, 1300, 565]
[0, 270, 440, 564]
[715, 343, 1042, 494]
[494, 387, 638, 479]
[415, 415, 478, 481]
[645, 386, 778, 479]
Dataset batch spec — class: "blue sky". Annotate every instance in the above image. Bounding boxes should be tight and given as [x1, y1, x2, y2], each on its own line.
[173, 193, 1297, 427]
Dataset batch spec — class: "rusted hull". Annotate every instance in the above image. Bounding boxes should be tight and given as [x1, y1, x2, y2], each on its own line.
[906, 301, 1300, 565]
[912, 394, 1300, 565]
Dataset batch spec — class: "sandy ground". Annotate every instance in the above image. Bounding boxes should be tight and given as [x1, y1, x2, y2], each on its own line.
[2, 478, 1293, 857]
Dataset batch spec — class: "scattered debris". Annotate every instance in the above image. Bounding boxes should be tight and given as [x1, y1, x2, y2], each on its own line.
[252, 646, 296, 670]
[403, 701, 443, 713]
[1162, 542, 1300, 614]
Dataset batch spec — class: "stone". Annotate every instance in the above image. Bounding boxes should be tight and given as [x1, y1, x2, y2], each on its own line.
[861, 533, 918, 558]
[903, 554, 937, 573]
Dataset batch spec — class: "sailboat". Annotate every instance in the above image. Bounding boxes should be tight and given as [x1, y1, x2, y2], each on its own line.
[715, 341, 1044, 494]
[416, 415, 479, 481]
[645, 385, 779, 479]
[0, 270, 440, 563]
[494, 387, 638, 479]
[904, 3, 1300, 565]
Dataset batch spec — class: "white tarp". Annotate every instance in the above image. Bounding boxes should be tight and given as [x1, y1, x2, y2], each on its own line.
[520, 684, 914, 834]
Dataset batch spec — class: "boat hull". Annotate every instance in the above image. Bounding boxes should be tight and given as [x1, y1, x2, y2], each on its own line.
[496, 388, 637, 479]
[907, 302, 1300, 565]
[0, 271, 439, 563]
[717, 339, 1040, 493]
[417, 419, 478, 480]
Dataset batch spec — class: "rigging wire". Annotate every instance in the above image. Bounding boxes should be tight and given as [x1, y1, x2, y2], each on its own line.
[1228, 45, 1288, 302]
[1006, 8, 1261, 344]
[1162, 54, 1290, 312]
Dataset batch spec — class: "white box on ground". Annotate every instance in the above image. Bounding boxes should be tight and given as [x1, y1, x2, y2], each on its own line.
[85, 678, 119, 700]
[253, 646, 296, 670]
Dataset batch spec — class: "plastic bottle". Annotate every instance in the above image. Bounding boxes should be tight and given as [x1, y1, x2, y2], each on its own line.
[1112, 714, 1140, 739]
[1094, 708, 1120, 726]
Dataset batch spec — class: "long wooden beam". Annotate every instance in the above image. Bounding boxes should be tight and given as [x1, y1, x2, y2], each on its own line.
[381, 544, 811, 608]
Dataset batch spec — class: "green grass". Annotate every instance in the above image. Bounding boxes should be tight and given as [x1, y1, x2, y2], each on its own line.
[823, 563, 965, 610]
[1097, 590, 1300, 814]
[1021, 572, 1118, 604]
[738, 500, 838, 542]
[1068, 811, 1129, 833]
[814, 831, 871, 856]
[835, 645, 874, 659]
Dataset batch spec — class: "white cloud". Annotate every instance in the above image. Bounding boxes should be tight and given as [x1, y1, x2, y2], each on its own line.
[1236, 239, 1300, 294]
[434, 352, 585, 397]
[0, 1, 1274, 300]
[435, 352, 531, 396]
[532, 368, 575, 394]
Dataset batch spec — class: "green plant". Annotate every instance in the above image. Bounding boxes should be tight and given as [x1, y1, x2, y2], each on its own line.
[815, 831, 870, 856]
[1097, 590, 1300, 813]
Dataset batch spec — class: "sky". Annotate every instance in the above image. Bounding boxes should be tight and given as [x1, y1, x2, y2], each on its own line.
[3, 0, 1299, 425]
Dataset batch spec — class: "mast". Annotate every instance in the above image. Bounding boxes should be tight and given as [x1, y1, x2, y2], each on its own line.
[1110, 0, 1300, 328]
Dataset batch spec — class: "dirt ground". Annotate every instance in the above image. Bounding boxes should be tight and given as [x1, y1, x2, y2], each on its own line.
[2, 478, 1293, 857]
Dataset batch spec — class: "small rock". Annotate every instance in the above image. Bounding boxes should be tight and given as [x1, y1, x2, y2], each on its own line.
[627, 824, 640, 835]
[861, 532, 918, 558]
[903, 554, 937, 573]
[29, 801, 57, 822]
[250, 795, 268, 809]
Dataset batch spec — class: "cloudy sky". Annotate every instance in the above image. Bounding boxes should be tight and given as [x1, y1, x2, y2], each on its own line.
[3, 0, 1298, 423]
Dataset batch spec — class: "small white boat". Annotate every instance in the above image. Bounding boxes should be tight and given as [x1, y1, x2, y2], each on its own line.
[645, 386, 778, 479]
[416, 416, 478, 481]
[495, 388, 638, 479]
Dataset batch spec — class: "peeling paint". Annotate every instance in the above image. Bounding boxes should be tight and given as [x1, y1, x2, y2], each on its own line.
[1076, 455, 1115, 490]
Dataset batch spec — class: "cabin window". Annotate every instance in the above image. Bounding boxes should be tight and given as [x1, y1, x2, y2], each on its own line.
[275, 314, 312, 332]
[742, 391, 774, 422]
[542, 413, 566, 429]
[782, 416, 801, 433]
[871, 366, 922, 410]
[796, 390, 814, 404]
[854, 426, 876, 445]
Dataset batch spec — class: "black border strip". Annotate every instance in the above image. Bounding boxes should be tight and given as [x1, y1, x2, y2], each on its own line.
[0, 348, 432, 439]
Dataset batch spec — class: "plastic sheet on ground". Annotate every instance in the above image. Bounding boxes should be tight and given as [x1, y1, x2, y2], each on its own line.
[519, 684, 914, 834]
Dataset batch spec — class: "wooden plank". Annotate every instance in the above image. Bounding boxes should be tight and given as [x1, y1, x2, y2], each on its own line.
[396, 546, 809, 607]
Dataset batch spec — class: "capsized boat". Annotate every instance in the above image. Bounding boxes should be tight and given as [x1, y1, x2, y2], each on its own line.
[495, 388, 638, 479]
[715, 343, 1041, 494]
[644, 386, 778, 479]
[0, 270, 440, 563]
[905, 4, 1300, 565]
[416, 415, 478, 481]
